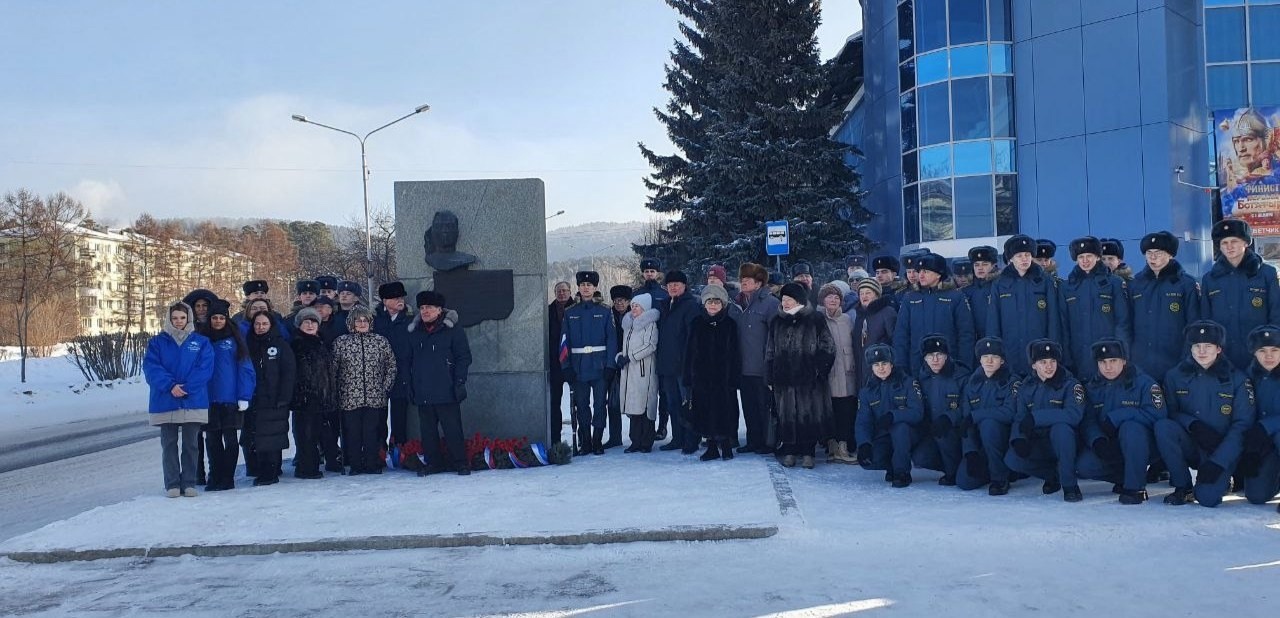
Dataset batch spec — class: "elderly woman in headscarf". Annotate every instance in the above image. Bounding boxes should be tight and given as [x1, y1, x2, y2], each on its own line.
[143, 301, 214, 497]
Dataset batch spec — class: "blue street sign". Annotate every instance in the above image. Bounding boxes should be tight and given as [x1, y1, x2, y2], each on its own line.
[765, 220, 790, 256]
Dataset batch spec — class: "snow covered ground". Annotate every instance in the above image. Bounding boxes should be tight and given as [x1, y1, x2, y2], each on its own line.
[0, 354, 148, 434]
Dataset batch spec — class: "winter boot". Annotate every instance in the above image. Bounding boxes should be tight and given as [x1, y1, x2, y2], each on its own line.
[592, 428, 605, 456]
[988, 481, 1010, 496]
[825, 439, 840, 462]
[829, 441, 858, 464]
[1062, 486, 1083, 502]
[700, 443, 721, 461]
[166, 488, 180, 498]
[891, 472, 913, 488]
[938, 475, 957, 486]
[720, 439, 734, 461]
[801, 455, 815, 469]
[1163, 487, 1194, 505]
[781, 454, 797, 468]
[1042, 478, 1061, 495]
[1118, 489, 1147, 505]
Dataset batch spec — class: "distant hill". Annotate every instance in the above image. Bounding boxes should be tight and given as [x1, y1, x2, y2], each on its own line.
[546, 221, 648, 263]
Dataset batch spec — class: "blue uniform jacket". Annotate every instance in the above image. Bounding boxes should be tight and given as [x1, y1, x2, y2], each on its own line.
[1163, 357, 1255, 469]
[1129, 261, 1200, 382]
[892, 287, 976, 372]
[960, 365, 1018, 453]
[919, 360, 965, 428]
[986, 263, 1062, 377]
[1248, 363, 1280, 438]
[143, 331, 215, 413]
[636, 280, 670, 314]
[373, 306, 415, 399]
[1200, 250, 1280, 370]
[1080, 366, 1165, 445]
[963, 278, 994, 339]
[206, 336, 255, 404]
[1060, 265, 1132, 377]
[1010, 368, 1084, 441]
[854, 369, 924, 447]
[561, 295, 617, 382]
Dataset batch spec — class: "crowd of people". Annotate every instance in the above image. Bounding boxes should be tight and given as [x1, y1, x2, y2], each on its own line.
[143, 277, 471, 497]
[550, 219, 1280, 510]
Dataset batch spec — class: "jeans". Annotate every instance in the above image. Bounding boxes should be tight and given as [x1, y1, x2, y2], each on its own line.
[160, 422, 202, 491]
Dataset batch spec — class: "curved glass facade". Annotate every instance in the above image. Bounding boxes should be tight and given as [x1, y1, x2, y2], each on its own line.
[897, 0, 1017, 245]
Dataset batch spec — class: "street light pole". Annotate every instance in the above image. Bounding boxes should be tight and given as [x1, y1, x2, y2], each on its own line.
[292, 104, 430, 298]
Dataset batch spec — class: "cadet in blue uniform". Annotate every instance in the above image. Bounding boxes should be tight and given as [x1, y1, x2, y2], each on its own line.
[1060, 236, 1132, 379]
[964, 246, 999, 340]
[1154, 320, 1255, 507]
[911, 335, 965, 486]
[1099, 238, 1133, 282]
[1129, 231, 1200, 386]
[1075, 339, 1165, 504]
[1236, 325, 1280, 509]
[854, 344, 924, 487]
[561, 271, 619, 456]
[636, 258, 670, 313]
[1034, 239, 1060, 281]
[1005, 339, 1086, 502]
[950, 258, 973, 289]
[956, 337, 1018, 494]
[1201, 219, 1280, 371]
[987, 235, 1063, 377]
[872, 255, 905, 308]
[892, 253, 976, 373]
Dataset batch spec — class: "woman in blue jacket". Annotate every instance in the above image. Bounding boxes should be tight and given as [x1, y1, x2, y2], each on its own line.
[143, 301, 215, 498]
[198, 299, 255, 491]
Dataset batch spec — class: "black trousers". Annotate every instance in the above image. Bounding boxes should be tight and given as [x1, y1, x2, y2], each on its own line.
[240, 409, 258, 476]
[831, 396, 857, 444]
[420, 403, 467, 470]
[549, 373, 568, 439]
[739, 376, 771, 450]
[388, 397, 409, 447]
[342, 407, 382, 473]
[205, 425, 239, 486]
[292, 411, 323, 476]
[320, 409, 343, 470]
[256, 450, 282, 483]
[628, 414, 655, 450]
[605, 377, 623, 443]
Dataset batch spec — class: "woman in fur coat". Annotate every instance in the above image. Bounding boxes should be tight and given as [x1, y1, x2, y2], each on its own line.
[619, 293, 660, 453]
[290, 307, 337, 479]
[766, 283, 836, 469]
[685, 284, 742, 461]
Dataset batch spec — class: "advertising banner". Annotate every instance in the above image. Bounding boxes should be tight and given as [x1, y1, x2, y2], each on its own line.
[1216, 106, 1280, 236]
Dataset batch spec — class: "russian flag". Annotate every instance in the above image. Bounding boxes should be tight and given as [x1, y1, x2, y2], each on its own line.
[558, 333, 570, 365]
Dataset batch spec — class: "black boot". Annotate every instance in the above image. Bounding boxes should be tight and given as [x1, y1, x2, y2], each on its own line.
[720, 439, 734, 460]
[1164, 487, 1194, 505]
[1062, 486, 1083, 502]
[1118, 489, 1147, 505]
[592, 428, 604, 456]
[988, 481, 1010, 496]
[700, 442, 721, 461]
[891, 472, 913, 488]
[1042, 477, 1061, 495]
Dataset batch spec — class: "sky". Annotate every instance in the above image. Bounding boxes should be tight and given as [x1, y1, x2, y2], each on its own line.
[0, 1, 862, 231]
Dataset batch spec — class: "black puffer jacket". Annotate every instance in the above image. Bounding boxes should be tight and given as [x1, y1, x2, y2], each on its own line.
[290, 332, 336, 413]
[248, 325, 296, 451]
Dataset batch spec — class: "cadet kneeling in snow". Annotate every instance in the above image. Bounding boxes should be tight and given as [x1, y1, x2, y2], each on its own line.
[1075, 338, 1165, 505]
[1238, 325, 1280, 510]
[854, 344, 924, 487]
[956, 337, 1018, 494]
[912, 335, 964, 486]
[1005, 339, 1086, 502]
[1155, 320, 1255, 507]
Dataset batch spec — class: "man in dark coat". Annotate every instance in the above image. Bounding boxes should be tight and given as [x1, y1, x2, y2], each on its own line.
[1076, 339, 1165, 504]
[736, 263, 781, 454]
[547, 281, 575, 440]
[964, 245, 999, 339]
[562, 272, 618, 455]
[892, 252, 976, 373]
[1059, 236, 1131, 379]
[656, 270, 702, 452]
[408, 290, 474, 476]
[1200, 219, 1280, 371]
[604, 284, 632, 449]
[872, 255, 905, 308]
[792, 261, 820, 307]
[986, 235, 1062, 377]
[373, 281, 414, 461]
[1129, 231, 1200, 384]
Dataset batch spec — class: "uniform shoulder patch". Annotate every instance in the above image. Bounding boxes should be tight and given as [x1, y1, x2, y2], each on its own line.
[1150, 384, 1164, 409]
[1072, 383, 1085, 405]
[1245, 379, 1255, 406]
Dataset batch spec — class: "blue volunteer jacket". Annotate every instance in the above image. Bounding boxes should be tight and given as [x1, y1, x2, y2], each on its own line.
[561, 294, 617, 382]
[1010, 368, 1084, 441]
[1060, 265, 1131, 378]
[1128, 261, 1199, 382]
[143, 331, 215, 412]
[206, 336, 255, 405]
[1163, 357, 1255, 469]
[854, 369, 924, 447]
[892, 287, 976, 372]
[1080, 365, 1165, 445]
[986, 263, 1062, 377]
[1200, 250, 1280, 370]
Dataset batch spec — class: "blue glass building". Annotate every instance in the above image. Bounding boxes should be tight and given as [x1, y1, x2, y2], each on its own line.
[836, 1, 1276, 271]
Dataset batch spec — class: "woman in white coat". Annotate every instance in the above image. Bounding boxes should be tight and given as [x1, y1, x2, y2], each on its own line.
[619, 293, 660, 452]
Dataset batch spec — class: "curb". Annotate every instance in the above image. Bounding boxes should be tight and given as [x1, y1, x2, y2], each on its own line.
[1, 524, 778, 564]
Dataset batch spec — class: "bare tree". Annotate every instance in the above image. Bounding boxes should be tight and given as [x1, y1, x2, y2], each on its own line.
[0, 190, 91, 382]
[342, 204, 397, 291]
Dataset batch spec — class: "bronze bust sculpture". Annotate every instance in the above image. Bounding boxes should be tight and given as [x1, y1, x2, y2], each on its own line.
[423, 210, 477, 272]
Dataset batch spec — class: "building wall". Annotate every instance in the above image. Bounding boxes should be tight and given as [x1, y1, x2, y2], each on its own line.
[859, 0, 906, 256]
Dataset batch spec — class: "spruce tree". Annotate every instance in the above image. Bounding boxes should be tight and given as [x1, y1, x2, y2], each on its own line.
[638, 0, 872, 277]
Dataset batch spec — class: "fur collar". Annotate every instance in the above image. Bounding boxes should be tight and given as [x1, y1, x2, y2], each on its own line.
[1211, 249, 1263, 278]
[857, 296, 892, 317]
[1067, 264, 1113, 285]
[1177, 355, 1235, 380]
[407, 308, 459, 333]
[575, 291, 604, 305]
[970, 365, 1012, 385]
[1024, 365, 1072, 390]
[1136, 259, 1186, 283]
[1249, 360, 1280, 382]
[998, 262, 1046, 283]
[622, 307, 659, 331]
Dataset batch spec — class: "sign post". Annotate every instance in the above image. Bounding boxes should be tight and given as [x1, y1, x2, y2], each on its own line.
[766, 220, 789, 274]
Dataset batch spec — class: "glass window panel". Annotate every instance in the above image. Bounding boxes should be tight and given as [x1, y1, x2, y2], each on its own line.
[994, 139, 1016, 172]
[920, 180, 956, 242]
[950, 45, 989, 78]
[995, 175, 1019, 235]
[952, 77, 991, 140]
[904, 185, 922, 245]
[1205, 0, 1240, 6]
[1252, 7, 1280, 60]
[900, 59, 916, 92]
[899, 0, 915, 63]
[1252, 63, 1280, 105]
[919, 82, 951, 146]
[989, 43, 1012, 74]
[916, 0, 947, 53]
[901, 90, 918, 152]
[953, 140, 993, 175]
[1208, 65, 1249, 109]
[949, 0, 987, 45]
[954, 175, 995, 238]
[919, 144, 953, 180]
[917, 50, 948, 85]
[1206, 8, 1247, 63]
[989, 0, 1012, 41]
[992, 75, 1015, 137]
[903, 150, 919, 185]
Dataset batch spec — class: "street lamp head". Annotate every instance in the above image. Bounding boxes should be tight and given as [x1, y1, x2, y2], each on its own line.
[291, 114, 308, 122]
[414, 104, 431, 114]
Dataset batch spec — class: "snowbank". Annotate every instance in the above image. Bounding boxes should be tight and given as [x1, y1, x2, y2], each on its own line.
[0, 355, 148, 433]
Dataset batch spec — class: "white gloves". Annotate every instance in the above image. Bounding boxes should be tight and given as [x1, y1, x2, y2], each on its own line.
[237, 400, 250, 412]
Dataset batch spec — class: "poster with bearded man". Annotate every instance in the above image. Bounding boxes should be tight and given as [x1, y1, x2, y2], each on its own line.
[1217, 107, 1280, 235]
